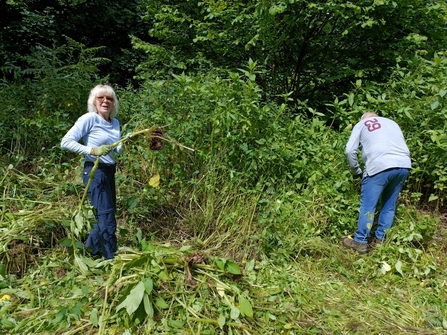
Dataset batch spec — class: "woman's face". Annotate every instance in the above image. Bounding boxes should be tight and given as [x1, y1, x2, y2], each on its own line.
[95, 93, 114, 121]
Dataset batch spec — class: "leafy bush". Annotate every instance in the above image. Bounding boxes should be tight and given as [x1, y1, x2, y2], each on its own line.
[0, 39, 109, 163]
[329, 52, 447, 205]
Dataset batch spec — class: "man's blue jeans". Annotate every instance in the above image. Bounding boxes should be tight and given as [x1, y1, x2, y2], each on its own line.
[354, 168, 410, 244]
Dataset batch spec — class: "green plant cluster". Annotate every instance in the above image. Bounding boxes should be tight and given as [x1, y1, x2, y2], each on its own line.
[0, 39, 105, 163]
[329, 52, 447, 205]
[1, 56, 446, 333]
[1, 3, 447, 332]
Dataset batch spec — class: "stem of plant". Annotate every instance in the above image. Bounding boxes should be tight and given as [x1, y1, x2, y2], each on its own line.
[70, 126, 194, 258]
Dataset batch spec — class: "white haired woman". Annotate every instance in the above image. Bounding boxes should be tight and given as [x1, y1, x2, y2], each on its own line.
[61, 84, 123, 260]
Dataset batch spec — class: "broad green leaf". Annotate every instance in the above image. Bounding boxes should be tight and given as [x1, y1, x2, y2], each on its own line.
[225, 260, 241, 275]
[157, 270, 170, 280]
[217, 314, 226, 328]
[215, 258, 225, 270]
[245, 259, 255, 272]
[180, 245, 191, 252]
[430, 100, 439, 110]
[116, 281, 145, 315]
[169, 320, 185, 328]
[155, 297, 169, 309]
[348, 93, 354, 106]
[238, 295, 253, 318]
[59, 238, 72, 248]
[1, 318, 15, 329]
[136, 228, 143, 244]
[429, 194, 438, 202]
[82, 255, 100, 267]
[73, 211, 84, 236]
[90, 309, 98, 327]
[230, 305, 240, 320]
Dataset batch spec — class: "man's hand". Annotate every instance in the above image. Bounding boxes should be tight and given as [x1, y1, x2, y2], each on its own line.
[91, 145, 113, 156]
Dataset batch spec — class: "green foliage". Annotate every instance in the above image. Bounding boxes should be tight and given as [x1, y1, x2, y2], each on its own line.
[1, 5, 447, 331]
[136, 0, 447, 111]
[1, 0, 150, 86]
[0, 39, 108, 160]
[330, 52, 447, 203]
[121, 62, 350, 189]
[388, 205, 438, 248]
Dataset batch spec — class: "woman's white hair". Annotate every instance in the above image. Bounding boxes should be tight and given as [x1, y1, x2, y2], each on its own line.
[87, 84, 119, 118]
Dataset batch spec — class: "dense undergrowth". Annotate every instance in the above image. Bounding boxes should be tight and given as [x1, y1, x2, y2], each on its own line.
[1, 160, 446, 334]
[1, 49, 447, 333]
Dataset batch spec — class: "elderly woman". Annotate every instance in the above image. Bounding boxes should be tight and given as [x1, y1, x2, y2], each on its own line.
[61, 84, 123, 260]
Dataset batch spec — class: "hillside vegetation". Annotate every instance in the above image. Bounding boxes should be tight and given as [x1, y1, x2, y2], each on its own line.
[1, 0, 447, 334]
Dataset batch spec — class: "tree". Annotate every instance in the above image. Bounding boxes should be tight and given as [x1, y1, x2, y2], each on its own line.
[0, 0, 151, 86]
[135, 0, 447, 113]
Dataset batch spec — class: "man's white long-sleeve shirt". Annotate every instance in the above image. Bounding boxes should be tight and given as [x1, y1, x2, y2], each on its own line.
[345, 116, 411, 177]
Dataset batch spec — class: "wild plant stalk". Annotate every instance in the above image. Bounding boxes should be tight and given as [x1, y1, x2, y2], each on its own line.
[70, 125, 194, 269]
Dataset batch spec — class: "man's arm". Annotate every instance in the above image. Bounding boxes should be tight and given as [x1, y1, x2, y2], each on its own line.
[345, 125, 363, 176]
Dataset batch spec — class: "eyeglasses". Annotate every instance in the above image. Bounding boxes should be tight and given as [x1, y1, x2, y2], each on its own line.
[96, 96, 114, 102]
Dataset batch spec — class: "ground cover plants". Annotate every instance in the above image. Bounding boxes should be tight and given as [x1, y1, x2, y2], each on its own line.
[1, 50, 447, 334]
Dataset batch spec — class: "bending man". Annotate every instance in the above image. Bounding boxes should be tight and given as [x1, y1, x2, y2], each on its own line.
[343, 112, 411, 253]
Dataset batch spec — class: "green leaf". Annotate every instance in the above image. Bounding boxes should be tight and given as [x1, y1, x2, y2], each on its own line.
[136, 228, 143, 244]
[230, 305, 240, 320]
[238, 295, 253, 318]
[144, 278, 153, 295]
[143, 294, 154, 318]
[428, 194, 438, 202]
[215, 258, 225, 271]
[217, 314, 226, 328]
[74, 254, 91, 276]
[59, 238, 72, 248]
[430, 100, 439, 110]
[180, 245, 191, 252]
[157, 270, 170, 280]
[348, 93, 354, 106]
[169, 320, 185, 328]
[116, 281, 145, 315]
[90, 309, 99, 327]
[73, 211, 84, 236]
[395, 260, 403, 276]
[226, 260, 241, 275]
[155, 297, 169, 309]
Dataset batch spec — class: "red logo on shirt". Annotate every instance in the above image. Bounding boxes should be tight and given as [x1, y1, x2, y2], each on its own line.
[364, 118, 381, 132]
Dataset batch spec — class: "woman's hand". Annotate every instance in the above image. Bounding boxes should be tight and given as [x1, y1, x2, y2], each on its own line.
[91, 145, 113, 156]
